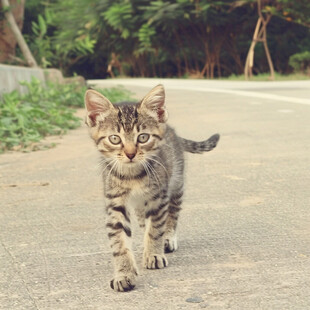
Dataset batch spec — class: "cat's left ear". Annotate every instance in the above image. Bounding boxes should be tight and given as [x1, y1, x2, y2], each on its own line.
[139, 84, 168, 123]
[84, 89, 114, 127]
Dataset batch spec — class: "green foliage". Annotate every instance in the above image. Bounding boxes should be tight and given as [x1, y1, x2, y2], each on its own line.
[0, 79, 79, 152]
[93, 86, 136, 105]
[289, 51, 310, 73]
[28, 10, 55, 68]
[102, 3, 133, 39]
[0, 78, 134, 153]
[23, 0, 97, 72]
[22, 0, 310, 78]
[265, 0, 310, 27]
[137, 24, 156, 54]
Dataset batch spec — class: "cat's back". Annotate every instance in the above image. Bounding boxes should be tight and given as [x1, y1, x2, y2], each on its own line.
[164, 125, 183, 152]
[160, 125, 184, 172]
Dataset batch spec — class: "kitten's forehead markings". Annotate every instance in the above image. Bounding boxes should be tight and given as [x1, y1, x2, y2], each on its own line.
[117, 105, 139, 133]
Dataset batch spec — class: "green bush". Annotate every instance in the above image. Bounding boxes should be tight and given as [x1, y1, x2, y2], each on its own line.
[0, 78, 135, 153]
[91, 85, 136, 106]
[289, 51, 310, 74]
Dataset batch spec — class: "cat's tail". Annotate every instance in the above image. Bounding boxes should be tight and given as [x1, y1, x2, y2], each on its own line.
[180, 133, 220, 154]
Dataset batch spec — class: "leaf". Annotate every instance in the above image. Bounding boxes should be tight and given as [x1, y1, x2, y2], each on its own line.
[44, 9, 53, 24]
[31, 21, 39, 36]
[38, 14, 47, 37]
[122, 29, 130, 39]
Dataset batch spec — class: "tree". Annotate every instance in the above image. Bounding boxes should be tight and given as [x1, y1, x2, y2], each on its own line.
[244, 0, 310, 80]
[244, 0, 275, 80]
[0, 0, 25, 63]
[19, 0, 310, 78]
[1, 0, 37, 67]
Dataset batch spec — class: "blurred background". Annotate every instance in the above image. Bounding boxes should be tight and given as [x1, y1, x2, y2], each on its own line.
[1, 0, 310, 80]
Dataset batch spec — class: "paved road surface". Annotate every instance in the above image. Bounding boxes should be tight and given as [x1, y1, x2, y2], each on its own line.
[1, 79, 310, 309]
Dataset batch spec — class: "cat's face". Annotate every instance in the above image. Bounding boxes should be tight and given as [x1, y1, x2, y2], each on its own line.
[85, 85, 168, 168]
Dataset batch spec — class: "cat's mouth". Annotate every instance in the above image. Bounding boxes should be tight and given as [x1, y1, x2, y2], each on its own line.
[124, 156, 141, 165]
[120, 157, 134, 164]
[124, 159, 137, 165]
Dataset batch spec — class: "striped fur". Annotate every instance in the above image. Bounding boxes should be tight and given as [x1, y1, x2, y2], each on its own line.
[180, 133, 220, 154]
[85, 85, 219, 292]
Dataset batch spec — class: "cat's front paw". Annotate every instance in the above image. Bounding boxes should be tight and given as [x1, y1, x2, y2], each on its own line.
[144, 254, 168, 269]
[110, 274, 137, 292]
[164, 234, 178, 253]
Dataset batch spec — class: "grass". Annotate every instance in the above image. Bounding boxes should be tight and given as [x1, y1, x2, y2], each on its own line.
[225, 72, 310, 81]
[0, 78, 134, 153]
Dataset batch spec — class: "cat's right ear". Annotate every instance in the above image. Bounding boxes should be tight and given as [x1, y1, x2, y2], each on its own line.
[84, 90, 114, 127]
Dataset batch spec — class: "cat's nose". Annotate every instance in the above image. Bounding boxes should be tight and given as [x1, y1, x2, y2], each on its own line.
[125, 152, 136, 160]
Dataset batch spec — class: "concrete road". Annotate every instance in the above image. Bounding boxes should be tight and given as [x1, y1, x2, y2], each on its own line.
[1, 79, 310, 310]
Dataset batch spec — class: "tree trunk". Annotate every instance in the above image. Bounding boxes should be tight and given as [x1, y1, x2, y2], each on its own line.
[175, 30, 190, 76]
[1, 0, 38, 67]
[0, 0, 24, 63]
[261, 19, 275, 80]
[225, 37, 244, 74]
[176, 56, 182, 77]
[244, 0, 274, 80]
[244, 18, 262, 79]
[151, 60, 156, 77]
[210, 62, 215, 79]
[216, 54, 221, 78]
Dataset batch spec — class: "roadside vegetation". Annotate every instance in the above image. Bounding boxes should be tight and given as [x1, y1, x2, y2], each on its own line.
[0, 79, 134, 153]
[225, 72, 310, 81]
[1, 1, 309, 80]
[1, 1, 310, 80]
[0, 1, 309, 154]
[15, 0, 310, 79]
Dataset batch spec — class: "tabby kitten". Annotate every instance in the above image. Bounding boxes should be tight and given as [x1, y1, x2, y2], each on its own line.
[84, 85, 219, 292]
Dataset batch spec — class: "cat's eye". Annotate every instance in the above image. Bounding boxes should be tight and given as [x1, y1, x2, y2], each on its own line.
[109, 135, 121, 145]
[137, 133, 150, 144]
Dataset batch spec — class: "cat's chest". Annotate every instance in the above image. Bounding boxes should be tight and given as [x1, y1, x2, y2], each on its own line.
[110, 177, 149, 192]
[127, 188, 148, 210]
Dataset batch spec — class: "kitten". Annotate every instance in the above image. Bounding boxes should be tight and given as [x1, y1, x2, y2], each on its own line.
[84, 85, 219, 292]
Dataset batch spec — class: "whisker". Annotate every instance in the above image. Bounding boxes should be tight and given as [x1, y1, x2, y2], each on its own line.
[147, 155, 169, 177]
[98, 157, 109, 168]
[99, 159, 115, 176]
[106, 159, 119, 183]
[140, 161, 151, 187]
[145, 160, 161, 189]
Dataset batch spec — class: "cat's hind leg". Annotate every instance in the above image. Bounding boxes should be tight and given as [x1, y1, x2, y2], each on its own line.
[164, 190, 183, 253]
